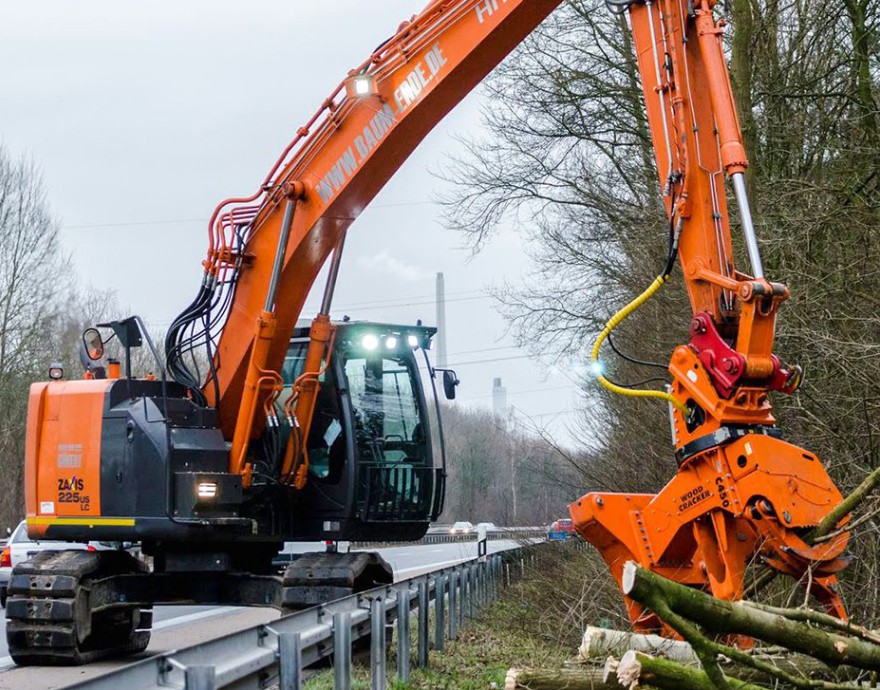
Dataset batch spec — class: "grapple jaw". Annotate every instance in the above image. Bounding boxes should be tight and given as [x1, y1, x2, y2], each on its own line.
[570, 432, 850, 633]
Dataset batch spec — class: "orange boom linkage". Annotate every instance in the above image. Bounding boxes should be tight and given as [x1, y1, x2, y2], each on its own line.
[569, 0, 849, 630]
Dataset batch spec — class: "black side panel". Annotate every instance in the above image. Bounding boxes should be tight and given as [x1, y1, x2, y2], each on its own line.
[99, 377, 233, 521]
[100, 394, 169, 519]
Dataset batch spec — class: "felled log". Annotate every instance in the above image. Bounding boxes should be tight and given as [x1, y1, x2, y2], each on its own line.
[504, 666, 614, 689]
[611, 651, 765, 690]
[579, 625, 833, 682]
[623, 561, 880, 671]
[579, 625, 698, 664]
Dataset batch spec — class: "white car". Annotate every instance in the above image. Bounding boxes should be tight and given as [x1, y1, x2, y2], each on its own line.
[450, 521, 474, 535]
[1, 522, 128, 607]
[476, 522, 497, 532]
[0, 543, 10, 607]
[5, 520, 113, 575]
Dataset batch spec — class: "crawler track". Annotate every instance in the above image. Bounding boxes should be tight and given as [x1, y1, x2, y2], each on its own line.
[281, 551, 394, 608]
[6, 550, 152, 666]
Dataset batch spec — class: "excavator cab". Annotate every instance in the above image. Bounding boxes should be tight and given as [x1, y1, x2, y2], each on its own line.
[279, 320, 449, 541]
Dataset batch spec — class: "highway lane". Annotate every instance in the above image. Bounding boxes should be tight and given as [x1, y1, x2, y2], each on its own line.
[0, 539, 524, 689]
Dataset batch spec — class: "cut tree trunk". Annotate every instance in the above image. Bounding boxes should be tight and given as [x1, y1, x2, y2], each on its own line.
[580, 626, 832, 684]
[579, 625, 698, 663]
[622, 561, 880, 671]
[612, 651, 766, 690]
[504, 666, 614, 689]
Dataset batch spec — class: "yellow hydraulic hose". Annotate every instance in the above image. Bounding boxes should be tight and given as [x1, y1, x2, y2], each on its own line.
[591, 275, 690, 415]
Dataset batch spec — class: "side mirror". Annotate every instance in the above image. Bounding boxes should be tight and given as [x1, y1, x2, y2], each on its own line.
[442, 369, 459, 400]
[5, 527, 10, 537]
[83, 328, 105, 361]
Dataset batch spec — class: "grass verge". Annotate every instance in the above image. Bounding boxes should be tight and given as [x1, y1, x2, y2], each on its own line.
[304, 541, 624, 689]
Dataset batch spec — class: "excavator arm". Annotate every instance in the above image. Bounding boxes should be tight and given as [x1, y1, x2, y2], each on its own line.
[164, 0, 565, 486]
[570, 0, 850, 631]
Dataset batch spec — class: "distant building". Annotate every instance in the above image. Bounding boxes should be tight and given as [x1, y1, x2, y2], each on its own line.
[435, 272, 447, 367]
[492, 377, 507, 417]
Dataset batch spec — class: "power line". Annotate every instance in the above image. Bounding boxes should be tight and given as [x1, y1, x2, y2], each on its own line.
[445, 344, 522, 357]
[306, 293, 492, 313]
[148, 295, 502, 331]
[445, 354, 536, 367]
[511, 406, 584, 420]
[304, 289, 485, 312]
[61, 200, 436, 231]
[64, 218, 205, 230]
[458, 383, 577, 401]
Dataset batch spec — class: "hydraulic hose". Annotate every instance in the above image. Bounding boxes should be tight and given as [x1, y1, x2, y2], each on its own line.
[591, 275, 689, 415]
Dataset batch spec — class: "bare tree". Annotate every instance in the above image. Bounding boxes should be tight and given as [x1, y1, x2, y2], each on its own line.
[0, 148, 71, 525]
[439, 404, 581, 525]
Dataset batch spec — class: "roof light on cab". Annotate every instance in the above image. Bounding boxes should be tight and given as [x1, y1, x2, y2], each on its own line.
[361, 334, 380, 351]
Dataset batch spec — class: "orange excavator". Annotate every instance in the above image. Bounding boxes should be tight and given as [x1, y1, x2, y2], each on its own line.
[9, 0, 849, 665]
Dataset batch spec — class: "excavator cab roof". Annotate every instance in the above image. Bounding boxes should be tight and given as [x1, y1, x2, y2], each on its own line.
[291, 320, 437, 352]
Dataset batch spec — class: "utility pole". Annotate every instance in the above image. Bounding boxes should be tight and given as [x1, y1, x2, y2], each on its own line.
[435, 272, 447, 367]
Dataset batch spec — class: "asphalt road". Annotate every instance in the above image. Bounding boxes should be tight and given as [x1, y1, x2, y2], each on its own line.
[0, 539, 524, 689]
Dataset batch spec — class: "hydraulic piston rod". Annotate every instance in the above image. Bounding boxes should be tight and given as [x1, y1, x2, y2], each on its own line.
[731, 173, 765, 279]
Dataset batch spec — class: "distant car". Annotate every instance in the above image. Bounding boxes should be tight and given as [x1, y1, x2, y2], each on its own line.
[548, 518, 575, 541]
[6, 520, 114, 568]
[475, 522, 497, 532]
[0, 544, 10, 607]
[450, 521, 474, 535]
[1, 523, 136, 607]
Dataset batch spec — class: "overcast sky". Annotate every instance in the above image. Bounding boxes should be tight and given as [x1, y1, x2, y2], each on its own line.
[0, 0, 588, 443]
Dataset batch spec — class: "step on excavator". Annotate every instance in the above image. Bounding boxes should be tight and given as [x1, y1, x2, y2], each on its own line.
[10, 0, 852, 664]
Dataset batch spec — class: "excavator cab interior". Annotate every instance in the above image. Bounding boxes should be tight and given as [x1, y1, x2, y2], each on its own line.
[280, 321, 450, 538]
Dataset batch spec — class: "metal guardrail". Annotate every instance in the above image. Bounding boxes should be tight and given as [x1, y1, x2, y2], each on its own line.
[70, 551, 516, 690]
[361, 526, 547, 547]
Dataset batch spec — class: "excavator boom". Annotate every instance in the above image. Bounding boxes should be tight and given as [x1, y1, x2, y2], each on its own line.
[166, 0, 564, 454]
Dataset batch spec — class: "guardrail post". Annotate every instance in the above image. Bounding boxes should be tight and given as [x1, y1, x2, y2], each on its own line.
[489, 557, 496, 601]
[185, 666, 216, 690]
[487, 558, 494, 602]
[370, 596, 387, 690]
[462, 565, 470, 620]
[397, 589, 410, 683]
[333, 611, 352, 690]
[459, 567, 466, 623]
[485, 562, 491, 605]
[448, 570, 458, 639]
[279, 632, 303, 690]
[458, 568, 466, 628]
[434, 573, 445, 652]
[418, 579, 429, 666]
[469, 566, 476, 619]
